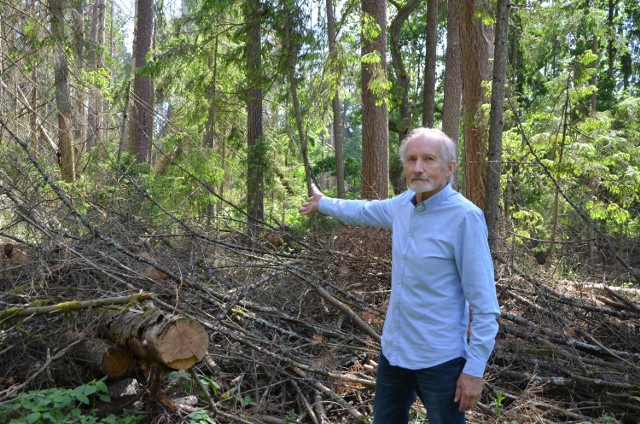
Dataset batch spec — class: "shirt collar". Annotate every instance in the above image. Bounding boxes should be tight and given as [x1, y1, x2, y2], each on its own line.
[411, 184, 455, 211]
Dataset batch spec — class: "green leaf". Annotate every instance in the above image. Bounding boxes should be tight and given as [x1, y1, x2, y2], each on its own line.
[26, 411, 42, 424]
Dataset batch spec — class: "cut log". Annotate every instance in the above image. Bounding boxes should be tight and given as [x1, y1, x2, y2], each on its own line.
[104, 310, 208, 370]
[72, 338, 136, 379]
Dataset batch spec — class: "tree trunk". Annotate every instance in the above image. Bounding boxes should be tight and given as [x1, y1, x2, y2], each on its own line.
[87, 0, 106, 150]
[422, 0, 438, 128]
[71, 0, 86, 154]
[203, 34, 219, 149]
[460, 0, 494, 208]
[442, 0, 462, 151]
[103, 310, 208, 370]
[48, 0, 76, 182]
[326, 0, 346, 198]
[361, 0, 389, 200]
[128, 0, 154, 164]
[390, 0, 422, 139]
[590, 34, 598, 116]
[485, 0, 510, 254]
[283, 0, 314, 196]
[245, 0, 265, 234]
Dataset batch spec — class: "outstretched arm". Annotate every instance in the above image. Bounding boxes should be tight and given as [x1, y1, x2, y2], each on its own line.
[299, 183, 324, 215]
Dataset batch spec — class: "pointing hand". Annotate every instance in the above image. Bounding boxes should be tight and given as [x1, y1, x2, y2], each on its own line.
[300, 183, 324, 215]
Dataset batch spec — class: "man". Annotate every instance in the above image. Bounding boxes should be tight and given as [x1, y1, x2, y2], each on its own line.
[300, 128, 500, 423]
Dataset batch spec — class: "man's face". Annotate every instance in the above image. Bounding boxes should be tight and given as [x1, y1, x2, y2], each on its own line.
[404, 135, 455, 202]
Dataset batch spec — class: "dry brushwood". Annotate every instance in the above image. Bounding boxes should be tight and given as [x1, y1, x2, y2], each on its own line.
[0, 134, 639, 422]
[2, 216, 638, 423]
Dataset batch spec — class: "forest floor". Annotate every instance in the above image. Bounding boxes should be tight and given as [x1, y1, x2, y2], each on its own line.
[0, 223, 639, 424]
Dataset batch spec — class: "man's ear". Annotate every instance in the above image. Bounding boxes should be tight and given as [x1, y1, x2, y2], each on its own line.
[447, 160, 457, 176]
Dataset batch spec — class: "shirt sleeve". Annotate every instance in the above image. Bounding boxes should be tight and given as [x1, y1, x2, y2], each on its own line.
[454, 208, 501, 378]
[318, 196, 395, 230]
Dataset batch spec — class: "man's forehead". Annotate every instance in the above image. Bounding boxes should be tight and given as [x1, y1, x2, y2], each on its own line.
[406, 135, 444, 152]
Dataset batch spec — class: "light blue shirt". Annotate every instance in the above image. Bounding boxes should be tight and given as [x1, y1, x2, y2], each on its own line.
[318, 184, 500, 377]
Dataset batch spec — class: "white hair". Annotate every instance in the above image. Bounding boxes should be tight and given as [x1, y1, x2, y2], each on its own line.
[398, 127, 457, 183]
[398, 127, 456, 165]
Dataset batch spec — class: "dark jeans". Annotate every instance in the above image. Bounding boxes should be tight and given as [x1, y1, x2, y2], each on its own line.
[373, 353, 466, 424]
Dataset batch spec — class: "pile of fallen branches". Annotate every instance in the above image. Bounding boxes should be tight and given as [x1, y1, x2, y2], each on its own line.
[0, 153, 638, 423]
[1, 215, 638, 423]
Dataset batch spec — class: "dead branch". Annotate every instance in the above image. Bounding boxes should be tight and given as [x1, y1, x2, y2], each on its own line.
[0, 293, 152, 320]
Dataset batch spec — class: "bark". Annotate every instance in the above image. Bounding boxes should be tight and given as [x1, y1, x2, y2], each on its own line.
[422, 0, 438, 128]
[128, 0, 154, 164]
[361, 0, 389, 200]
[442, 0, 462, 149]
[245, 0, 265, 233]
[48, 0, 76, 182]
[326, 0, 346, 198]
[460, 0, 494, 208]
[104, 309, 209, 370]
[485, 0, 510, 254]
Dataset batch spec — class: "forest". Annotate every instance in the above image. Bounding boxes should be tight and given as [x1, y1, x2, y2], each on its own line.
[0, 0, 639, 423]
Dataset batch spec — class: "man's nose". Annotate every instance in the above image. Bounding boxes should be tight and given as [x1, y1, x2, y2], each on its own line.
[414, 159, 426, 172]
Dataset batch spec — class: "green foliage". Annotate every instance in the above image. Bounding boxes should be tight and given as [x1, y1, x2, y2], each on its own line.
[241, 395, 256, 408]
[490, 390, 506, 418]
[361, 13, 382, 42]
[312, 155, 360, 180]
[187, 408, 217, 423]
[0, 378, 144, 424]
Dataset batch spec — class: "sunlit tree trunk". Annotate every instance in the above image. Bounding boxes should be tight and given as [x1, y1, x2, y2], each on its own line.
[245, 0, 265, 233]
[128, 0, 154, 164]
[326, 0, 346, 198]
[442, 0, 462, 153]
[460, 0, 493, 208]
[48, 0, 76, 182]
[485, 0, 510, 254]
[361, 0, 389, 200]
[422, 0, 437, 128]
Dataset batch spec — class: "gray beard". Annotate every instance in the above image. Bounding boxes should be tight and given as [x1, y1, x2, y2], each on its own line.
[409, 179, 435, 193]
